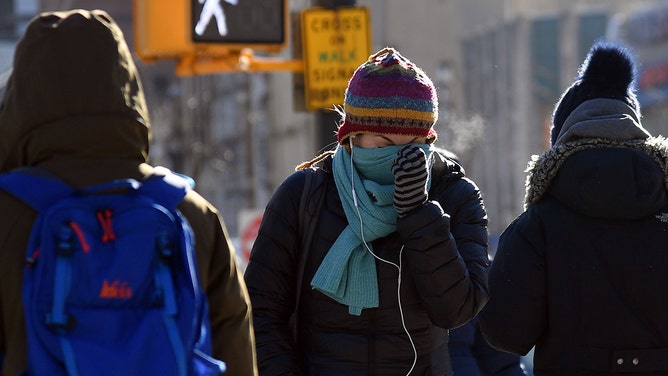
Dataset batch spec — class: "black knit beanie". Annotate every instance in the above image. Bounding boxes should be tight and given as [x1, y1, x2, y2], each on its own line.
[550, 42, 640, 145]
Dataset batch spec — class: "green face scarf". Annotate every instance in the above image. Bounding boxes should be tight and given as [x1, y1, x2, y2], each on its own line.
[310, 143, 433, 315]
[352, 144, 405, 185]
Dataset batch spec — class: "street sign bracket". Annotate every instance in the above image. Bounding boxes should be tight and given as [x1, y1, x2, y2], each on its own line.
[175, 49, 304, 76]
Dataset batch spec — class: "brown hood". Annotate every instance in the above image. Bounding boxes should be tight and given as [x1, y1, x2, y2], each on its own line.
[0, 9, 150, 174]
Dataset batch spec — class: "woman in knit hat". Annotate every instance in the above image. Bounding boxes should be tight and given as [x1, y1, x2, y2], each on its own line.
[479, 41, 668, 375]
[245, 47, 489, 375]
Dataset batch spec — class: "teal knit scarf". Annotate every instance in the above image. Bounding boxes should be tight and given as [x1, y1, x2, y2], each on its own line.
[311, 143, 432, 315]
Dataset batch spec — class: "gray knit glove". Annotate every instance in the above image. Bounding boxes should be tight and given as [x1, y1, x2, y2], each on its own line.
[392, 145, 429, 217]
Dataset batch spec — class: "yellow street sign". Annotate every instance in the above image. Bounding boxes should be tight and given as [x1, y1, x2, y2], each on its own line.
[301, 7, 372, 111]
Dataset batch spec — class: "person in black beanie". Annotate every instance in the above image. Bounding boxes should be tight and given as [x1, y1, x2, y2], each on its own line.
[479, 41, 668, 375]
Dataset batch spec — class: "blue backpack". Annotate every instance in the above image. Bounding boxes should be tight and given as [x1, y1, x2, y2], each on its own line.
[0, 167, 226, 376]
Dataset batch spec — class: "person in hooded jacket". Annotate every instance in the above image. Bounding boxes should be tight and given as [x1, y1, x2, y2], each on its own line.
[0, 9, 257, 376]
[244, 47, 489, 376]
[478, 41, 668, 375]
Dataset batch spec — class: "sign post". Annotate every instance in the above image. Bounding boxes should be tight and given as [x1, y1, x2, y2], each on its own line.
[301, 7, 371, 111]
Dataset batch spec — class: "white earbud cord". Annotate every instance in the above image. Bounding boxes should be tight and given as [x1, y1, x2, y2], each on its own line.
[349, 137, 418, 376]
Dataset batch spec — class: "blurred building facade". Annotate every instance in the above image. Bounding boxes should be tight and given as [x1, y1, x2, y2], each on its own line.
[455, 0, 668, 240]
[2, 0, 668, 246]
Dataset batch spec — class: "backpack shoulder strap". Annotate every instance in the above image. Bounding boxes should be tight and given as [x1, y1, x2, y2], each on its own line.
[0, 167, 73, 211]
[140, 167, 193, 210]
[291, 167, 327, 339]
[0, 166, 193, 212]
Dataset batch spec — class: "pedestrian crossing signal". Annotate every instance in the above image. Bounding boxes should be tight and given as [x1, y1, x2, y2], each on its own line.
[192, 0, 286, 46]
[133, 0, 287, 63]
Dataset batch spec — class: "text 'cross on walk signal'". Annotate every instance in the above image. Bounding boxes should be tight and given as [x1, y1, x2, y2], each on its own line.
[301, 7, 371, 111]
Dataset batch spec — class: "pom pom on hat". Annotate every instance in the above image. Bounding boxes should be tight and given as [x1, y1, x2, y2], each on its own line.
[550, 41, 640, 145]
[337, 47, 439, 144]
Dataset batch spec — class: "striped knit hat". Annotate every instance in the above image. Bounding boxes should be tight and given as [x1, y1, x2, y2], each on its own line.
[337, 47, 439, 144]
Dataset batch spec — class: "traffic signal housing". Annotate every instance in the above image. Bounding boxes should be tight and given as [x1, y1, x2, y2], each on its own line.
[134, 0, 287, 63]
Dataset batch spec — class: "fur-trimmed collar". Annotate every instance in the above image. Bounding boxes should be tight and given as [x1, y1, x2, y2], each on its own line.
[524, 136, 668, 209]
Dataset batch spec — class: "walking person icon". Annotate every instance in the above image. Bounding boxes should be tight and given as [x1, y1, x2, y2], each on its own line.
[195, 0, 239, 37]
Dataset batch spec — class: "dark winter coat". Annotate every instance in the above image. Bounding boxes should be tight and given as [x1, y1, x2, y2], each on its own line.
[0, 10, 256, 376]
[449, 318, 526, 376]
[479, 99, 668, 375]
[245, 149, 489, 376]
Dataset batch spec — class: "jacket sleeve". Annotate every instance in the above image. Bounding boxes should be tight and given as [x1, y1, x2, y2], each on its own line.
[181, 193, 259, 376]
[397, 175, 489, 329]
[244, 171, 305, 376]
[478, 208, 547, 356]
[471, 318, 527, 376]
[0, 194, 37, 375]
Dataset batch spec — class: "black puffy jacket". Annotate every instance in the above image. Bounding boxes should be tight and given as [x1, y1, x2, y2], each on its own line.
[245, 148, 489, 376]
